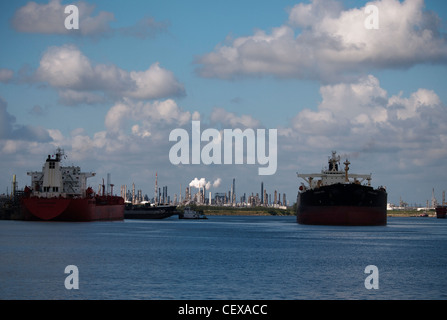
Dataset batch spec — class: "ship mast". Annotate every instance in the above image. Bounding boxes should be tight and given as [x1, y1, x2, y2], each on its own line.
[343, 159, 350, 182]
[328, 151, 340, 172]
[55, 147, 65, 161]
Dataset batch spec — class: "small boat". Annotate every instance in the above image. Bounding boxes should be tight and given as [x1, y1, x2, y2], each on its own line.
[179, 207, 207, 219]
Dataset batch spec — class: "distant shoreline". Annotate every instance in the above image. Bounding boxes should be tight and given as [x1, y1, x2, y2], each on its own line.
[205, 210, 285, 216]
[387, 209, 436, 217]
[181, 205, 294, 216]
[185, 206, 436, 217]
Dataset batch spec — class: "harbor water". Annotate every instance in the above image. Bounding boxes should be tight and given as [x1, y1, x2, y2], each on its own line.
[1, 216, 446, 300]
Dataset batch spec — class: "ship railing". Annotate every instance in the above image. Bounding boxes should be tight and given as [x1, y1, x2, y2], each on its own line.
[32, 191, 68, 198]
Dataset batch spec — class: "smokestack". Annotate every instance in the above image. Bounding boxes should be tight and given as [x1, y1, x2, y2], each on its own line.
[261, 182, 264, 205]
[107, 173, 111, 195]
[12, 174, 17, 198]
[132, 182, 135, 205]
[154, 172, 158, 204]
[232, 178, 235, 204]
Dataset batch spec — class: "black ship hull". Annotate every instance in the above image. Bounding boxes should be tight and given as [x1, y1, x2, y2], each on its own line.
[297, 183, 387, 226]
[436, 206, 446, 219]
[124, 204, 178, 219]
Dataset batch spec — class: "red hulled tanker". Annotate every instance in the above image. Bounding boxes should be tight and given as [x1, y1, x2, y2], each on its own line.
[296, 151, 387, 226]
[22, 148, 124, 221]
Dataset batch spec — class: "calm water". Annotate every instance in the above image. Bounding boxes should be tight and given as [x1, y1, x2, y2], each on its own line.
[0, 216, 446, 300]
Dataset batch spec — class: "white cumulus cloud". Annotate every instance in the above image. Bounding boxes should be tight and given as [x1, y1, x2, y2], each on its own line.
[105, 99, 192, 134]
[283, 74, 447, 170]
[210, 108, 261, 128]
[11, 0, 114, 36]
[34, 45, 185, 104]
[196, 0, 447, 81]
[11, 0, 169, 39]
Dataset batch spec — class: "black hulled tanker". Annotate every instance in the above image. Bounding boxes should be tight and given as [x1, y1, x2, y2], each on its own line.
[296, 151, 387, 226]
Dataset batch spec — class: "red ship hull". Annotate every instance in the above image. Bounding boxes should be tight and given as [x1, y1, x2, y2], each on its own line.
[297, 206, 387, 226]
[297, 205, 387, 226]
[22, 196, 124, 221]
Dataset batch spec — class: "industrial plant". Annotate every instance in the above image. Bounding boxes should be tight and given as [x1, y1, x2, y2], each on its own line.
[119, 174, 289, 209]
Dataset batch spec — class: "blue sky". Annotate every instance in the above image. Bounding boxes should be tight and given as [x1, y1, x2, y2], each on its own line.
[1, 0, 447, 206]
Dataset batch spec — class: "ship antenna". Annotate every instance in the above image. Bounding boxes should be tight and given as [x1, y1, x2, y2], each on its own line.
[56, 147, 64, 157]
[329, 151, 340, 172]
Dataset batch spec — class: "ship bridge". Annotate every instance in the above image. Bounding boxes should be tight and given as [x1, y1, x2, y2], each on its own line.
[27, 148, 95, 198]
[297, 151, 371, 190]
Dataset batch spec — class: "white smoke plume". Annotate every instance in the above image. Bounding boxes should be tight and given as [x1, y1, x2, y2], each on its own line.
[212, 178, 221, 188]
[189, 177, 208, 189]
[189, 177, 221, 189]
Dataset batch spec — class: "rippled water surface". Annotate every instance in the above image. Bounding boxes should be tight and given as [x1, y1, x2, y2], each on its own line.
[1, 216, 446, 299]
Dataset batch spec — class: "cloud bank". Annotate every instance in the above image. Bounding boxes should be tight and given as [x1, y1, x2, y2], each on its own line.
[11, 0, 169, 38]
[0, 97, 52, 143]
[33, 45, 185, 105]
[12, 0, 114, 36]
[196, 0, 447, 81]
[280, 74, 447, 171]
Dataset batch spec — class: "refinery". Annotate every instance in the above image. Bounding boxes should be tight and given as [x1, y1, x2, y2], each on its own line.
[119, 174, 289, 209]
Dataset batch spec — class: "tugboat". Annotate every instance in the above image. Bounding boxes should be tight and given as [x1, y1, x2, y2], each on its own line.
[22, 148, 124, 221]
[296, 151, 387, 226]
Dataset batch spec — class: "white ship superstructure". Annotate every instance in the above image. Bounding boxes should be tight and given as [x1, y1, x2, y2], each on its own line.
[297, 151, 371, 191]
[27, 148, 95, 198]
